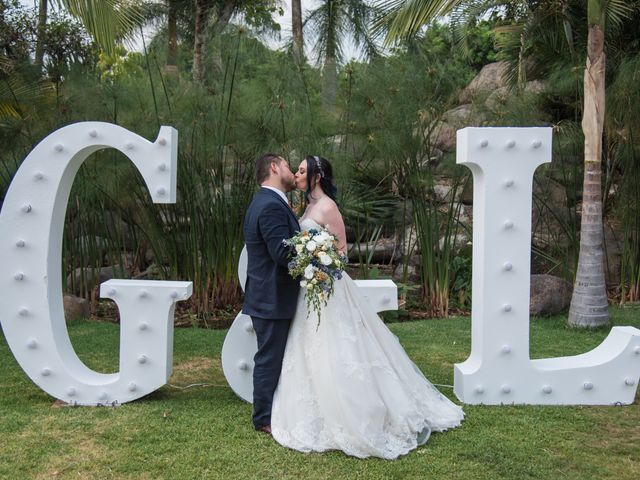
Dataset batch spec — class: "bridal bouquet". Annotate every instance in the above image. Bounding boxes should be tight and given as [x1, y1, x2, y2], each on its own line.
[284, 226, 347, 328]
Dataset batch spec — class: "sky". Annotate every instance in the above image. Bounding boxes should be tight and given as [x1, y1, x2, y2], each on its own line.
[19, 0, 360, 63]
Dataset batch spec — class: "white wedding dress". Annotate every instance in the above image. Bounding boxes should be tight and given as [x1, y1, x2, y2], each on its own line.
[271, 219, 464, 460]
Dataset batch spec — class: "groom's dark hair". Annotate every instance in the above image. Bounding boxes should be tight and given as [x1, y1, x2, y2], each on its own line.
[256, 153, 284, 185]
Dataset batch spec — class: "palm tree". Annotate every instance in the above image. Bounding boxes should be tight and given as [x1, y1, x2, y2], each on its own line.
[380, 0, 633, 328]
[567, 1, 631, 327]
[292, 0, 304, 64]
[33, 0, 144, 70]
[305, 0, 379, 108]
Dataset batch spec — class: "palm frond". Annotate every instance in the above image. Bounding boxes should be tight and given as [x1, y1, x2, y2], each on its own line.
[376, 0, 463, 45]
[53, 0, 145, 54]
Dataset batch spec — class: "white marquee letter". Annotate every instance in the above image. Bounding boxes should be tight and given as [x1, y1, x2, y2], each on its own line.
[454, 127, 640, 405]
[0, 122, 192, 405]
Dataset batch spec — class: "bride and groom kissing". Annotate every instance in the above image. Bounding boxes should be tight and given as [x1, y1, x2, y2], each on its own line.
[242, 153, 464, 460]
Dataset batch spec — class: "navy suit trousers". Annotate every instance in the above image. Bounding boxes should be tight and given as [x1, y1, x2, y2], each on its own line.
[251, 316, 291, 429]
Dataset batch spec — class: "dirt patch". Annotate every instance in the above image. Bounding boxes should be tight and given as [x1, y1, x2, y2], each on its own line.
[170, 356, 218, 385]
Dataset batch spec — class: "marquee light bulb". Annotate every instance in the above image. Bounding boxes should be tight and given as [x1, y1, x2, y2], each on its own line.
[532, 140, 542, 148]
[22, 204, 32, 213]
[503, 304, 512, 312]
[501, 385, 511, 394]
[504, 220, 514, 229]
[41, 368, 51, 377]
[89, 130, 97, 138]
[501, 345, 511, 354]
[158, 138, 167, 146]
[479, 139, 488, 148]
[542, 385, 552, 394]
[54, 144, 63, 152]
[503, 262, 513, 271]
[158, 163, 167, 172]
[138, 355, 148, 364]
[506, 140, 516, 148]
[16, 240, 25, 248]
[14, 272, 24, 281]
[583, 382, 593, 390]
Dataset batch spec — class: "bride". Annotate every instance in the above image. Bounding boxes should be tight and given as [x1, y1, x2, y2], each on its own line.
[270, 155, 464, 460]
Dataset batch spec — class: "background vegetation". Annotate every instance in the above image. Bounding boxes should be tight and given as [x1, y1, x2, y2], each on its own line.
[1, 0, 639, 324]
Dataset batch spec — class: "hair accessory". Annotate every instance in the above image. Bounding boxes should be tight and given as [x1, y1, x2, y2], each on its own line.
[314, 156, 324, 178]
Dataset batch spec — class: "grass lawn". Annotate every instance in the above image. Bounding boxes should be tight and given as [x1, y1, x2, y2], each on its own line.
[1, 307, 639, 479]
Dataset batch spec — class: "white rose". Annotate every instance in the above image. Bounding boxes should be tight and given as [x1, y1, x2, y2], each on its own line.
[295, 244, 304, 254]
[313, 232, 329, 244]
[304, 265, 315, 279]
[319, 253, 333, 266]
[300, 280, 307, 288]
[306, 240, 317, 252]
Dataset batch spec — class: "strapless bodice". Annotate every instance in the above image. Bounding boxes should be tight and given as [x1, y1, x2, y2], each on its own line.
[299, 218, 322, 232]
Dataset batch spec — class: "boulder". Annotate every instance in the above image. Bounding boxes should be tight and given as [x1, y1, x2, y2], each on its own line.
[63, 294, 90, 321]
[66, 265, 126, 295]
[530, 274, 572, 316]
[442, 104, 473, 124]
[393, 255, 422, 283]
[430, 121, 457, 152]
[459, 61, 509, 103]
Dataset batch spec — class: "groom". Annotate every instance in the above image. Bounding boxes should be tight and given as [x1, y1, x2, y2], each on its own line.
[242, 153, 300, 434]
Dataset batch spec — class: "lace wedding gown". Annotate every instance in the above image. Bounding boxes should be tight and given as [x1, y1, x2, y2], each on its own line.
[271, 219, 464, 460]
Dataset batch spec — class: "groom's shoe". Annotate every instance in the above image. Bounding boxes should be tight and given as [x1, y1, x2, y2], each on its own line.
[257, 425, 272, 435]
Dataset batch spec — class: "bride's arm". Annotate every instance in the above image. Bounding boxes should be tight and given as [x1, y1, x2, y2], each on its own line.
[319, 202, 347, 254]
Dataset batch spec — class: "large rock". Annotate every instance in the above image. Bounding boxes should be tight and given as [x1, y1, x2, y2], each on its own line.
[66, 265, 126, 295]
[393, 255, 422, 283]
[63, 295, 90, 321]
[430, 104, 475, 152]
[459, 62, 509, 103]
[430, 121, 457, 152]
[530, 274, 572, 316]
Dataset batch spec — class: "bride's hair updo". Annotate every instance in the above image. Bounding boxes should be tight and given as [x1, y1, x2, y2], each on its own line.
[305, 155, 338, 202]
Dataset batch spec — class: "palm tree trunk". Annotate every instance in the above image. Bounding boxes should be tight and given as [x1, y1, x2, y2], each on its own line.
[165, 0, 178, 75]
[34, 0, 48, 71]
[322, 53, 337, 109]
[322, 15, 337, 110]
[568, 5, 609, 327]
[291, 0, 303, 64]
[193, 0, 210, 83]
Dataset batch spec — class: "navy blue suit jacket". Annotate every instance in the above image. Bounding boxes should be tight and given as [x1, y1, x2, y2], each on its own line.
[242, 188, 300, 319]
